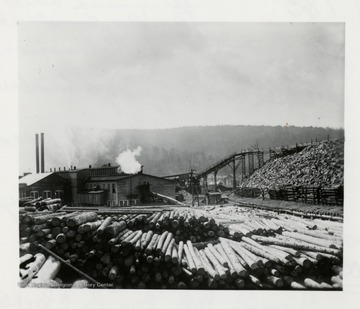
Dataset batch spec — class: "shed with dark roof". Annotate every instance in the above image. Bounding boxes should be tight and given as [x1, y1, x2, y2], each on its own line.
[18, 172, 71, 203]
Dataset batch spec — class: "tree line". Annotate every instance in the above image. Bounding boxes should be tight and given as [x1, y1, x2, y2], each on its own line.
[86, 125, 344, 176]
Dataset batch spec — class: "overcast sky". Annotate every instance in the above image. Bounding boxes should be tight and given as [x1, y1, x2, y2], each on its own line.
[19, 22, 344, 173]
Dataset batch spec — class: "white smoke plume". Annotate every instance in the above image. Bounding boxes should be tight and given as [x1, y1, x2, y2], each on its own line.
[116, 146, 143, 174]
[37, 126, 117, 172]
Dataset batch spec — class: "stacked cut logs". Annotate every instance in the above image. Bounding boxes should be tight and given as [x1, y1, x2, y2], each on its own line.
[19, 209, 230, 288]
[19, 207, 343, 289]
[20, 197, 63, 212]
[174, 208, 342, 289]
[192, 207, 281, 239]
[20, 196, 43, 207]
[232, 200, 343, 220]
[20, 253, 62, 288]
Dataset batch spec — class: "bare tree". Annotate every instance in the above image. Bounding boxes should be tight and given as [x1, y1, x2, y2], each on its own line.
[249, 140, 260, 151]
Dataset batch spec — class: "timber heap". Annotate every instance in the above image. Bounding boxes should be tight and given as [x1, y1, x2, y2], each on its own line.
[19, 205, 343, 290]
[241, 139, 344, 189]
[20, 197, 63, 212]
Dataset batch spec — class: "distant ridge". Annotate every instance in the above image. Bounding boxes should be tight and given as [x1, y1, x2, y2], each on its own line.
[66, 125, 344, 177]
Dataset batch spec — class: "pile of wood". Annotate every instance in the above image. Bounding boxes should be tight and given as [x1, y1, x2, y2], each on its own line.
[19, 207, 343, 290]
[232, 197, 343, 219]
[186, 208, 343, 289]
[19, 209, 230, 288]
[242, 140, 344, 189]
[20, 197, 63, 212]
[20, 253, 62, 288]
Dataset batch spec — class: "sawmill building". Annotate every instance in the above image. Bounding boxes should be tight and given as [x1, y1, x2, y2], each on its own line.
[20, 133, 176, 207]
[84, 172, 176, 207]
[22, 165, 177, 207]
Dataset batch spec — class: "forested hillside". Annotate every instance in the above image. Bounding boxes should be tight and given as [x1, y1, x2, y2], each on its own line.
[68, 125, 344, 176]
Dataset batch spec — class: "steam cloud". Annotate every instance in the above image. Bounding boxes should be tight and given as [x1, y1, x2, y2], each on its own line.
[42, 126, 117, 171]
[116, 146, 143, 174]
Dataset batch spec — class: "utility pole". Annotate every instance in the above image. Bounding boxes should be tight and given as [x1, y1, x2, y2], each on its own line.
[190, 169, 195, 207]
[197, 179, 200, 207]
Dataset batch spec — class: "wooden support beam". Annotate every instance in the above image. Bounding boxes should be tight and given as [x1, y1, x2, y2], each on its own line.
[235, 157, 243, 171]
[248, 152, 255, 174]
[257, 151, 264, 168]
[241, 156, 246, 176]
[233, 158, 236, 190]
[214, 171, 218, 191]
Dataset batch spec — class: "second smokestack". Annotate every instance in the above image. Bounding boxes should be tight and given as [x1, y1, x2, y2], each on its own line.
[35, 134, 40, 174]
[41, 133, 45, 173]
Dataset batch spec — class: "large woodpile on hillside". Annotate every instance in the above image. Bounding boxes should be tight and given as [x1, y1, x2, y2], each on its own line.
[242, 140, 344, 189]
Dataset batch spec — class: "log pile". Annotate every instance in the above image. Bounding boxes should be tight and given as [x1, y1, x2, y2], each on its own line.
[19, 209, 229, 288]
[20, 197, 63, 212]
[241, 140, 344, 189]
[20, 253, 62, 288]
[230, 197, 344, 219]
[19, 207, 343, 290]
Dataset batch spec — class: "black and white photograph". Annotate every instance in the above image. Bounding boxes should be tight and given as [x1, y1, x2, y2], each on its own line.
[2, 0, 360, 308]
[16, 21, 346, 291]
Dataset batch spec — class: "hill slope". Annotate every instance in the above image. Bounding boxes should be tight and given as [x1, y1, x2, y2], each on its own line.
[46, 125, 344, 177]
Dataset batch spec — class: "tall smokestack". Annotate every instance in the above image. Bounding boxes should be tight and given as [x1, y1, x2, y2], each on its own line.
[35, 134, 40, 174]
[41, 133, 45, 173]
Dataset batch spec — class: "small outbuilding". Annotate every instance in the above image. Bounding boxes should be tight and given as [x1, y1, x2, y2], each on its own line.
[18, 172, 71, 203]
[207, 192, 222, 204]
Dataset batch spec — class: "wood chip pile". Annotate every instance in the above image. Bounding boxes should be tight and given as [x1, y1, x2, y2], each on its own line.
[241, 140, 344, 189]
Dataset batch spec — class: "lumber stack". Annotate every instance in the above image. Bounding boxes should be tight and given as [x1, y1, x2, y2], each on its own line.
[19, 207, 343, 290]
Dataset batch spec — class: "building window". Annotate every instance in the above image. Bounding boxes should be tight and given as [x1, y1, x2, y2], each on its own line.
[20, 189, 27, 198]
[107, 184, 110, 191]
[112, 184, 116, 193]
[43, 191, 52, 198]
[55, 190, 64, 199]
[120, 200, 128, 207]
[30, 191, 39, 198]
